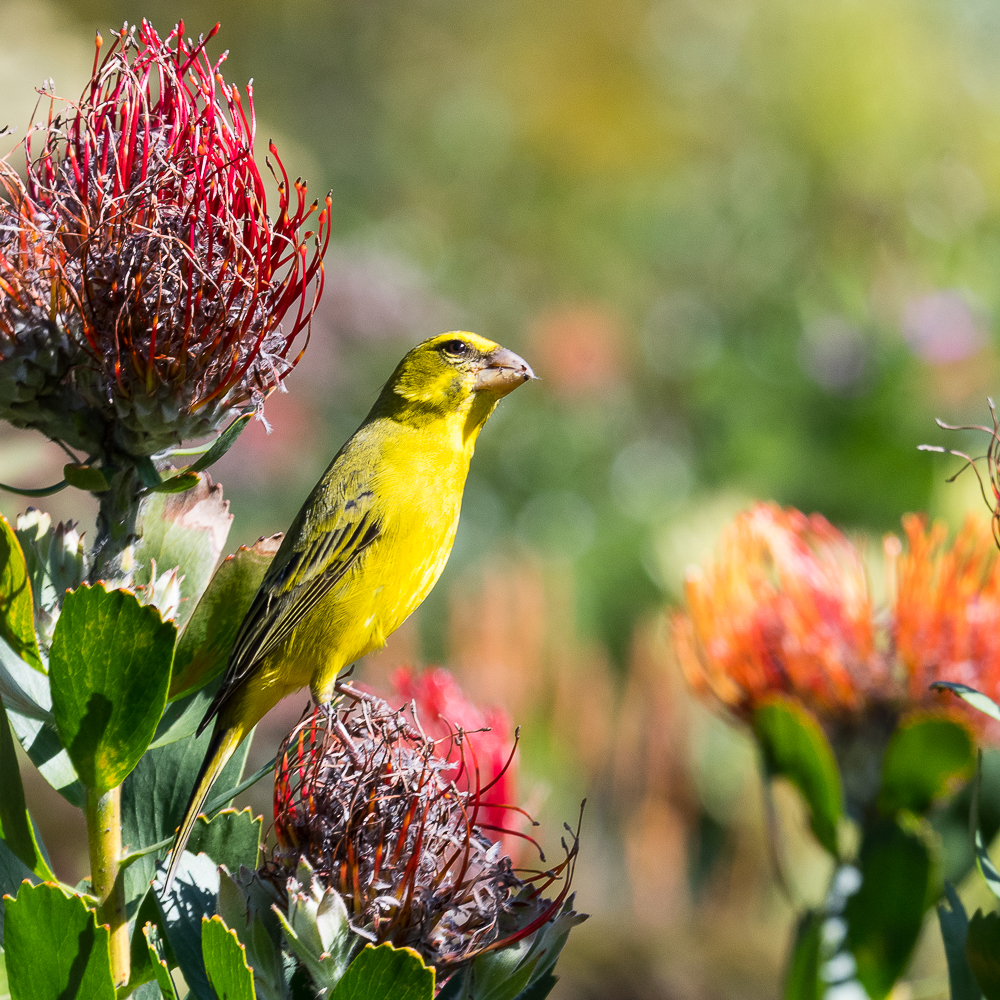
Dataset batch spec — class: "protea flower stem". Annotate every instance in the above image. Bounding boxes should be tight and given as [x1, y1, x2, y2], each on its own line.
[88, 463, 142, 583]
[85, 785, 128, 985]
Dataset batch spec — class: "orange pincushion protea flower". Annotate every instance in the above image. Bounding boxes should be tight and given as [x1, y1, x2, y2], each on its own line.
[895, 514, 1000, 710]
[674, 502, 886, 718]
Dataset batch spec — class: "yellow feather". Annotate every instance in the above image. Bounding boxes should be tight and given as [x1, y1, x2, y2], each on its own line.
[164, 331, 533, 887]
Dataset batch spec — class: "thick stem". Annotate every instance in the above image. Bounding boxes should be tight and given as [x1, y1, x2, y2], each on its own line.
[89, 464, 142, 583]
[86, 786, 129, 986]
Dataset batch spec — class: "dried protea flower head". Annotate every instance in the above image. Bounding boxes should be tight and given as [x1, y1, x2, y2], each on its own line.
[674, 502, 887, 720]
[0, 20, 330, 458]
[266, 686, 580, 978]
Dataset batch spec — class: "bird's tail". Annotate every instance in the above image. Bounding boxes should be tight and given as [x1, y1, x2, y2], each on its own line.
[163, 725, 243, 891]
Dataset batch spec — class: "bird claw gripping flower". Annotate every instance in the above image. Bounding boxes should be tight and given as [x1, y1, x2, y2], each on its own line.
[0, 21, 330, 460]
[264, 688, 584, 990]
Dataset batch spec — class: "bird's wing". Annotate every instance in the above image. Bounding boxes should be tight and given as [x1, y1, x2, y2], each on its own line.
[198, 448, 382, 732]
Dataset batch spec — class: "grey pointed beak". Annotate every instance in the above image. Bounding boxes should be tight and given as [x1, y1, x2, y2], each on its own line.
[474, 347, 536, 395]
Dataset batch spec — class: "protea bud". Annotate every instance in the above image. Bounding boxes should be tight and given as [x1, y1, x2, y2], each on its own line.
[266, 687, 580, 984]
[0, 20, 330, 459]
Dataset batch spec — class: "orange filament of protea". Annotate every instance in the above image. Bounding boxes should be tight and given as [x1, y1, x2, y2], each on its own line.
[674, 502, 882, 717]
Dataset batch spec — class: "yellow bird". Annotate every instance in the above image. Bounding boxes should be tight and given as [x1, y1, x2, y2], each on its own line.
[164, 332, 534, 888]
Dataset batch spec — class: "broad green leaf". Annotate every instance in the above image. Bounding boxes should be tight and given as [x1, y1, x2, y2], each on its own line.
[188, 809, 262, 874]
[784, 911, 822, 1000]
[202, 915, 256, 1000]
[879, 714, 975, 815]
[154, 853, 220, 1000]
[3, 881, 115, 999]
[0, 699, 53, 881]
[133, 478, 233, 630]
[938, 883, 983, 1000]
[121, 727, 252, 915]
[845, 817, 934, 1000]
[968, 910, 1000, 1000]
[49, 585, 175, 793]
[62, 463, 109, 492]
[190, 416, 253, 473]
[0, 947, 8, 997]
[753, 696, 842, 857]
[330, 944, 434, 1000]
[932, 682, 1000, 724]
[169, 537, 281, 701]
[0, 516, 43, 673]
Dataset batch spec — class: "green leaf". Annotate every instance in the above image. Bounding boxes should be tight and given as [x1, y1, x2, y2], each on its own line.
[879, 714, 975, 815]
[752, 696, 842, 857]
[143, 921, 179, 1000]
[4, 705, 84, 807]
[3, 881, 115, 999]
[0, 698, 54, 881]
[932, 682, 1000, 724]
[0, 839, 35, 942]
[121, 727, 252, 915]
[62, 464, 109, 493]
[202, 915, 256, 1000]
[217, 870, 287, 1000]
[154, 852, 220, 1000]
[190, 416, 253, 474]
[330, 944, 434, 1000]
[0, 515, 43, 673]
[49, 585, 175, 793]
[971, 751, 1000, 901]
[513, 975, 558, 1000]
[845, 817, 934, 1000]
[968, 910, 1000, 1000]
[188, 809, 261, 874]
[169, 536, 281, 700]
[0, 480, 67, 498]
[151, 472, 202, 495]
[938, 883, 983, 1000]
[783, 911, 822, 1000]
[133, 478, 233, 630]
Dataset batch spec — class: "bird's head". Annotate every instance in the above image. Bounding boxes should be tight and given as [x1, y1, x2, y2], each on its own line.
[375, 332, 535, 438]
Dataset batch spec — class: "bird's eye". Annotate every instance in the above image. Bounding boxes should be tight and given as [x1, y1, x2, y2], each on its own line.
[441, 339, 469, 357]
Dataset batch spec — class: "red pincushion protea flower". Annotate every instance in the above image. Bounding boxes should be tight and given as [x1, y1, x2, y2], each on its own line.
[0, 21, 330, 457]
[391, 666, 518, 843]
[268, 687, 579, 976]
[895, 514, 1000, 718]
[673, 502, 885, 718]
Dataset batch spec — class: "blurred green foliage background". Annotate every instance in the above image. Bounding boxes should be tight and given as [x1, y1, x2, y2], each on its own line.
[4, 0, 1000, 995]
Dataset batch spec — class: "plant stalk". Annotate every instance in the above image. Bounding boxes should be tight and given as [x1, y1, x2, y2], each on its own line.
[86, 785, 129, 985]
[89, 463, 143, 583]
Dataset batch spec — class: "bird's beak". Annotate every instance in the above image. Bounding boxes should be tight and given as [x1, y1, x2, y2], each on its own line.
[474, 347, 536, 396]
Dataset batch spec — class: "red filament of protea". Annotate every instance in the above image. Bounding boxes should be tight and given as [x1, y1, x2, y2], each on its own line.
[0, 20, 330, 413]
[268, 689, 579, 973]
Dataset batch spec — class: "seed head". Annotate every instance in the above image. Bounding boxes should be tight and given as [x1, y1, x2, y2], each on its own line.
[267, 688, 579, 976]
